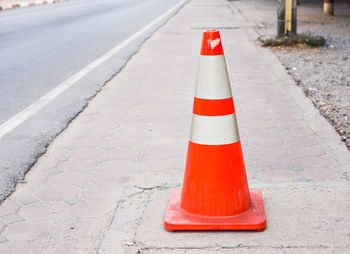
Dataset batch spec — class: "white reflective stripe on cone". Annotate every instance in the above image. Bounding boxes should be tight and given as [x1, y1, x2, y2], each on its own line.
[195, 55, 232, 100]
[190, 114, 240, 145]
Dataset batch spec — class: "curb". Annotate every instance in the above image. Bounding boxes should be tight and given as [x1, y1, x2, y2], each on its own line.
[0, 0, 69, 11]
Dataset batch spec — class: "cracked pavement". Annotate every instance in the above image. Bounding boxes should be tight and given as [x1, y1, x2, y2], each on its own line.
[0, 0, 349, 253]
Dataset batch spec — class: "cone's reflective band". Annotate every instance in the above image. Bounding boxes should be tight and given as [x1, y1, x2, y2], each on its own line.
[190, 114, 239, 145]
[195, 56, 232, 99]
[164, 30, 266, 231]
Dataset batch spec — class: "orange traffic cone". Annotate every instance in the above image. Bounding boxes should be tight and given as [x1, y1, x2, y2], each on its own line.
[164, 30, 266, 231]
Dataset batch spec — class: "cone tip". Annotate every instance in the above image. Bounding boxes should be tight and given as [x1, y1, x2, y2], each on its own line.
[200, 30, 224, 56]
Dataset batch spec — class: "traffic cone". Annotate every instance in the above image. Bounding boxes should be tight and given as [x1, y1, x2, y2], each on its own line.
[164, 30, 266, 231]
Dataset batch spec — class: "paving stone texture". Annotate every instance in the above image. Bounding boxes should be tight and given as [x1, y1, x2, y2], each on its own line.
[0, 0, 349, 253]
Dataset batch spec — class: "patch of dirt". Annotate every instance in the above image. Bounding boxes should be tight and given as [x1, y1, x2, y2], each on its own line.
[268, 42, 316, 50]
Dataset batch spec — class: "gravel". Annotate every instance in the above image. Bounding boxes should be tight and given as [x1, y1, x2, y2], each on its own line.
[236, 0, 350, 150]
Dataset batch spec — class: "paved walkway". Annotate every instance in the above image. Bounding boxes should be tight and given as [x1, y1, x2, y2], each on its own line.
[0, 0, 349, 253]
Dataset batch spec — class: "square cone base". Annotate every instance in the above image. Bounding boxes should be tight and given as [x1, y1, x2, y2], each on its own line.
[164, 188, 266, 232]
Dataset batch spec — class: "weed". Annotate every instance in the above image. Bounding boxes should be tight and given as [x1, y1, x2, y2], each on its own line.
[260, 33, 326, 47]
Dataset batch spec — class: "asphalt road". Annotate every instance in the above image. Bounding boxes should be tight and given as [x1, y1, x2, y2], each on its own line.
[0, 0, 185, 202]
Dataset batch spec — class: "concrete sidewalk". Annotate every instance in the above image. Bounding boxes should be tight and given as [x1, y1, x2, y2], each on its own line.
[0, 0, 349, 253]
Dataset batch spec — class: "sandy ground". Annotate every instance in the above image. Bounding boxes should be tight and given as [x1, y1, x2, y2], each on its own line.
[236, 0, 350, 150]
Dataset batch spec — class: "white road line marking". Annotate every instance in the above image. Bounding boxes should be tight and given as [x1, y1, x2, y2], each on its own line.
[0, 0, 187, 140]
